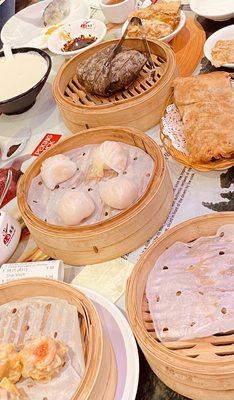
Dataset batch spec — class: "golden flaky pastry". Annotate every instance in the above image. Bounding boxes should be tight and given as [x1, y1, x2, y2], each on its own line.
[0, 378, 22, 400]
[20, 337, 68, 382]
[0, 344, 22, 384]
[128, 0, 180, 40]
[172, 72, 234, 163]
[211, 40, 234, 67]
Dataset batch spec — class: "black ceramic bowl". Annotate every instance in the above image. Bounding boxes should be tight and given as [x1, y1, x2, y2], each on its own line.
[0, 47, 52, 115]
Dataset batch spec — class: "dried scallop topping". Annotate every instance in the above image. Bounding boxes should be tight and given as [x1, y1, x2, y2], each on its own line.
[146, 225, 234, 342]
[27, 142, 154, 226]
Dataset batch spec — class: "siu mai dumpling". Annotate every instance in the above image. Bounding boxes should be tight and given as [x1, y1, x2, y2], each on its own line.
[20, 337, 67, 382]
[99, 176, 138, 209]
[90, 141, 128, 178]
[41, 154, 77, 190]
[0, 344, 22, 385]
[57, 189, 95, 225]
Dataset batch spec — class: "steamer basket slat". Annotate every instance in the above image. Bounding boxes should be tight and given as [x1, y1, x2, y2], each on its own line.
[17, 126, 173, 265]
[53, 39, 177, 133]
[0, 279, 117, 400]
[126, 212, 234, 400]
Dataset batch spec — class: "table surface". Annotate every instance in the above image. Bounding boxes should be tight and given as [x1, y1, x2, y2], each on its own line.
[1, 1, 234, 399]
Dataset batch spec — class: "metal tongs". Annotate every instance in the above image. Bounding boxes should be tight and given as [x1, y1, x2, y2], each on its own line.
[103, 16, 156, 80]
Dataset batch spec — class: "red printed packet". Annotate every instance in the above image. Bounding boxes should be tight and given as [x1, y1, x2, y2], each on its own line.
[32, 133, 62, 157]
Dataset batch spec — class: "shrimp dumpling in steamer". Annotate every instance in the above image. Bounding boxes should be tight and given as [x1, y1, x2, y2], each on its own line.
[91, 141, 128, 178]
[57, 189, 95, 225]
[99, 176, 138, 210]
[41, 154, 77, 190]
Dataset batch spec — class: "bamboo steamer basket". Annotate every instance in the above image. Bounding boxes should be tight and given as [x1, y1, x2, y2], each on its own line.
[0, 278, 117, 400]
[17, 126, 173, 265]
[126, 212, 234, 400]
[160, 96, 234, 172]
[53, 38, 177, 133]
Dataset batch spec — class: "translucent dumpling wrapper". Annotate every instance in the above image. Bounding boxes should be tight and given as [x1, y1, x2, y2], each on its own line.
[146, 225, 234, 342]
[43, 0, 70, 27]
[0, 297, 85, 400]
[57, 190, 95, 225]
[41, 154, 77, 190]
[99, 176, 138, 210]
[90, 141, 128, 178]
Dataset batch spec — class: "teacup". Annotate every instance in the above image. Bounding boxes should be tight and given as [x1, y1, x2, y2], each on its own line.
[100, 0, 137, 24]
[0, 210, 21, 264]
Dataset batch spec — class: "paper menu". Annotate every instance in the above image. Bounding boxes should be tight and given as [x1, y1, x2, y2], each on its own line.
[0, 260, 64, 284]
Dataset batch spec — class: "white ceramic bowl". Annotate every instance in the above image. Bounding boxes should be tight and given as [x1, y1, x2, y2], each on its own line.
[1, 0, 90, 49]
[190, 0, 234, 21]
[204, 25, 234, 69]
[0, 211, 21, 265]
[122, 10, 186, 43]
[48, 19, 107, 57]
[100, 0, 137, 24]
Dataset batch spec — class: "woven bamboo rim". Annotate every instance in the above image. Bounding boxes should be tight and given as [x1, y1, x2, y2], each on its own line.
[126, 213, 234, 383]
[160, 96, 234, 171]
[0, 279, 117, 400]
[17, 126, 173, 264]
[53, 38, 177, 133]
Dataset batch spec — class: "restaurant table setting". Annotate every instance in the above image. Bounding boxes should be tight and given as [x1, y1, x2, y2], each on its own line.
[0, 0, 233, 399]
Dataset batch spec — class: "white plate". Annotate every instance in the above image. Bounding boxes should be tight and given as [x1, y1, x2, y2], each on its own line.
[204, 25, 234, 68]
[73, 285, 139, 400]
[190, 0, 234, 21]
[1, 0, 90, 49]
[48, 19, 107, 57]
[122, 10, 186, 43]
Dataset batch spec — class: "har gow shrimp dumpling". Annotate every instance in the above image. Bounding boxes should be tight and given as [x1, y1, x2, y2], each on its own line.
[57, 189, 95, 225]
[99, 176, 138, 210]
[41, 154, 76, 190]
[91, 141, 128, 177]
[43, 0, 70, 27]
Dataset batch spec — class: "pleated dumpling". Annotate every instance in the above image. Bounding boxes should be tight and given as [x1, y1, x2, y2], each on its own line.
[41, 154, 77, 190]
[57, 189, 95, 225]
[90, 141, 128, 178]
[99, 176, 138, 210]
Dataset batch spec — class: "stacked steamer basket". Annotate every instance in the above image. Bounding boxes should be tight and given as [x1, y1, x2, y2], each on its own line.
[17, 126, 173, 265]
[126, 212, 234, 400]
[0, 278, 117, 400]
[53, 39, 177, 133]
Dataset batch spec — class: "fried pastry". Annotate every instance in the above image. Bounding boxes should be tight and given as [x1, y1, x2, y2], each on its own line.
[172, 72, 234, 163]
[0, 344, 22, 384]
[127, 0, 180, 40]
[211, 39, 234, 67]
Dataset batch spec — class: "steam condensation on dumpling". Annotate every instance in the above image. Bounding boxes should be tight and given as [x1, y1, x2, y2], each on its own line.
[90, 141, 128, 178]
[40, 154, 77, 190]
[43, 0, 70, 27]
[99, 176, 138, 210]
[56, 189, 95, 225]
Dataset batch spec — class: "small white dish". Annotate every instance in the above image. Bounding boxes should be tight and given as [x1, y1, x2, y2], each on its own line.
[73, 285, 139, 400]
[204, 25, 234, 69]
[1, 0, 90, 49]
[100, 0, 137, 24]
[190, 0, 234, 21]
[48, 19, 107, 57]
[122, 10, 186, 43]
